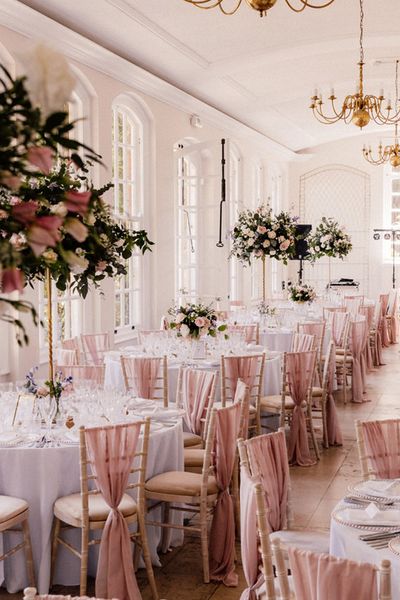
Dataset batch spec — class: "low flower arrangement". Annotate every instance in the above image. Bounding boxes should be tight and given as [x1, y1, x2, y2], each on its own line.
[288, 283, 317, 304]
[25, 367, 73, 413]
[230, 205, 297, 265]
[168, 302, 228, 339]
[257, 301, 277, 317]
[308, 217, 352, 260]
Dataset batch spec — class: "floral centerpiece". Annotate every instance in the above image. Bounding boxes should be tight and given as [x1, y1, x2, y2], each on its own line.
[308, 217, 352, 260]
[230, 205, 297, 265]
[256, 301, 277, 317]
[0, 45, 153, 344]
[25, 366, 73, 415]
[168, 302, 228, 339]
[230, 205, 298, 301]
[288, 283, 317, 303]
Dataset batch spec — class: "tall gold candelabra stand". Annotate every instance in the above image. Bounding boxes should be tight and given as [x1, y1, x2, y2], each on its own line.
[262, 255, 266, 302]
[45, 267, 54, 383]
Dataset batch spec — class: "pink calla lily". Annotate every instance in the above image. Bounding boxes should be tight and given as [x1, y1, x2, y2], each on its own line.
[27, 215, 63, 256]
[64, 190, 91, 216]
[11, 201, 39, 225]
[26, 146, 54, 175]
[1, 267, 24, 293]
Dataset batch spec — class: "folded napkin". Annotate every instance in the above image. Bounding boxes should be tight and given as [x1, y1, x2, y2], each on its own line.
[358, 479, 400, 498]
[341, 506, 400, 526]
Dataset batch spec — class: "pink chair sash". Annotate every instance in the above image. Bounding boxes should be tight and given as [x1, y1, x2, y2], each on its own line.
[224, 356, 258, 400]
[299, 322, 324, 346]
[123, 357, 161, 398]
[181, 368, 216, 435]
[344, 297, 363, 316]
[286, 351, 316, 466]
[350, 319, 366, 403]
[239, 469, 264, 600]
[362, 420, 400, 479]
[329, 311, 349, 347]
[209, 403, 242, 587]
[288, 547, 378, 600]
[81, 333, 110, 366]
[246, 431, 289, 531]
[326, 345, 343, 446]
[379, 294, 390, 347]
[388, 291, 398, 343]
[61, 337, 80, 351]
[291, 333, 314, 352]
[229, 325, 257, 344]
[85, 423, 142, 600]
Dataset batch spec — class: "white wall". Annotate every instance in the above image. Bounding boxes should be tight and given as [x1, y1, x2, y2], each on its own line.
[288, 132, 392, 298]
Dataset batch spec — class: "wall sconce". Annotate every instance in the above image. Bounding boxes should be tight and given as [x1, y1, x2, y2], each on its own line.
[190, 114, 203, 129]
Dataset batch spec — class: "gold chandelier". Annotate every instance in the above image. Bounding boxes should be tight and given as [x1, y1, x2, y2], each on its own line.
[183, 0, 335, 18]
[310, 0, 400, 129]
[363, 61, 400, 168]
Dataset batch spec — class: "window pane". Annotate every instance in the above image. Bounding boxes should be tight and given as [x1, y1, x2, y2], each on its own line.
[118, 112, 123, 143]
[118, 184, 124, 214]
[124, 294, 130, 326]
[393, 179, 400, 193]
[118, 146, 124, 179]
[115, 294, 121, 328]
[392, 196, 400, 209]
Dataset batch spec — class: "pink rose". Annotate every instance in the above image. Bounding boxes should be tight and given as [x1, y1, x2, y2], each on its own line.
[64, 218, 88, 243]
[280, 240, 290, 251]
[27, 146, 54, 175]
[1, 267, 24, 293]
[1, 173, 21, 191]
[27, 215, 63, 256]
[64, 191, 91, 216]
[195, 317, 206, 327]
[11, 201, 39, 226]
[257, 225, 267, 234]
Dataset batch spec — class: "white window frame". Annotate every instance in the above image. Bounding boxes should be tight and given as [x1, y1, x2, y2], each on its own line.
[112, 104, 144, 339]
[383, 164, 400, 264]
[228, 146, 242, 302]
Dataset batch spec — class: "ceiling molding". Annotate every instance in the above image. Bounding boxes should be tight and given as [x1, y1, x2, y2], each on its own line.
[0, 0, 298, 161]
[106, 0, 210, 69]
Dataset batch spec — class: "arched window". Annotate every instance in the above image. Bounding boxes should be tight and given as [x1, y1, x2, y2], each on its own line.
[38, 70, 93, 349]
[112, 101, 145, 333]
[175, 143, 198, 305]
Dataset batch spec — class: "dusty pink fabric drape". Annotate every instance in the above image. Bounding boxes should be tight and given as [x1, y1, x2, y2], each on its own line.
[330, 311, 349, 348]
[286, 351, 316, 466]
[181, 368, 215, 434]
[36, 596, 112, 600]
[246, 431, 289, 531]
[123, 357, 161, 398]
[209, 403, 242, 587]
[387, 291, 398, 344]
[290, 333, 314, 352]
[85, 423, 142, 600]
[326, 345, 343, 446]
[360, 306, 374, 371]
[224, 355, 258, 400]
[62, 337, 80, 351]
[229, 325, 257, 344]
[362, 419, 400, 479]
[239, 469, 264, 600]
[288, 547, 378, 600]
[344, 297, 363, 316]
[379, 294, 390, 347]
[81, 333, 110, 366]
[350, 319, 366, 403]
[299, 322, 324, 346]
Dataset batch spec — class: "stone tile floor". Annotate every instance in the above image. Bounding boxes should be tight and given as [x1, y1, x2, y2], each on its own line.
[1, 344, 399, 599]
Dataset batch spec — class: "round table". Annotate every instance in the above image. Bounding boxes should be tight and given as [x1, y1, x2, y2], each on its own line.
[0, 420, 183, 593]
[104, 353, 283, 399]
[259, 329, 293, 352]
[330, 500, 400, 597]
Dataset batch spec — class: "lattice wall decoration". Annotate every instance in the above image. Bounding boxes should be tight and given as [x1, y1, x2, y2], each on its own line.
[299, 165, 371, 294]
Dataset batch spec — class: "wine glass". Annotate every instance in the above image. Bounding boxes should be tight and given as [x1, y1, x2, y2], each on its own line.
[37, 395, 57, 442]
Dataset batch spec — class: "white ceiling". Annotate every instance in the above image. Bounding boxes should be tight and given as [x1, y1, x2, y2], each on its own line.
[16, 0, 400, 152]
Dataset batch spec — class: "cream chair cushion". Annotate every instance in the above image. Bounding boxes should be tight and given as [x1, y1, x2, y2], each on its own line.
[184, 448, 205, 468]
[145, 471, 218, 497]
[336, 355, 353, 364]
[260, 395, 303, 411]
[0, 495, 28, 522]
[183, 431, 203, 448]
[311, 386, 324, 397]
[54, 492, 137, 524]
[270, 529, 329, 554]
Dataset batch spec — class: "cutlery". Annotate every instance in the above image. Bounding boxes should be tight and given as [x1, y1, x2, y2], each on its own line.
[343, 495, 395, 507]
[359, 529, 400, 541]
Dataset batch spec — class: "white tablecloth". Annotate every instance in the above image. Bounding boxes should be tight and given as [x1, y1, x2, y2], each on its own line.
[104, 354, 282, 399]
[259, 329, 293, 352]
[330, 501, 400, 597]
[0, 421, 183, 593]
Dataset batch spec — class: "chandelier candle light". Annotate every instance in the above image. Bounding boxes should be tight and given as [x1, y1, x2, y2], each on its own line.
[311, 0, 400, 128]
[183, 0, 335, 17]
[363, 60, 400, 168]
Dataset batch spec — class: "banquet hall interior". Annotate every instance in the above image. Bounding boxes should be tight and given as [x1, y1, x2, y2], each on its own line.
[1, 0, 400, 599]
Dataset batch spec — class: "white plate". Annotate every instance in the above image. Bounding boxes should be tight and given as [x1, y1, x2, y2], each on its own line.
[348, 479, 400, 502]
[333, 506, 400, 529]
[388, 536, 400, 557]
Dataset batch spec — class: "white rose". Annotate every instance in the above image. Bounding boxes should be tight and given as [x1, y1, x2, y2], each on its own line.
[51, 202, 68, 217]
[176, 313, 186, 323]
[270, 250, 276, 255]
[278, 236, 284, 242]
[268, 231, 276, 239]
[248, 231, 255, 238]
[19, 43, 75, 118]
[180, 324, 190, 338]
[263, 239, 270, 247]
